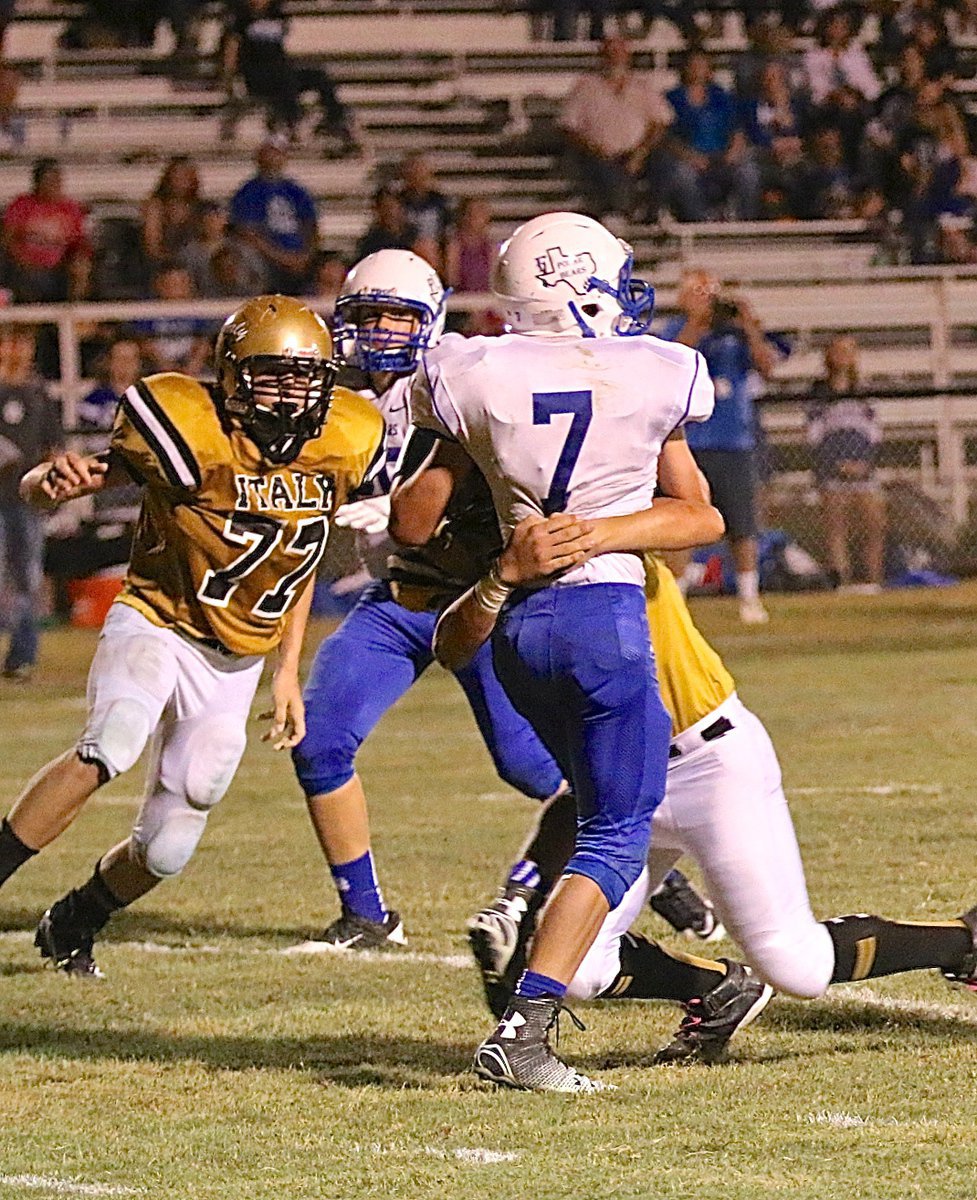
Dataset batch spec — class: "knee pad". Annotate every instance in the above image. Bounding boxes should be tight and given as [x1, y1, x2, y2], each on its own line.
[183, 719, 247, 811]
[566, 952, 618, 1003]
[743, 927, 833, 1000]
[78, 697, 155, 780]
[291, 720, 359, 798]
[135, 805, 209, 879]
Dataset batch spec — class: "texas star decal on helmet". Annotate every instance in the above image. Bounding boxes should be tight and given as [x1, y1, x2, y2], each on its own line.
[492, 211, 655, 339]
[334, 249, 448, 374]
[534, 247, 597, 295]
[215, 294, 339, 466]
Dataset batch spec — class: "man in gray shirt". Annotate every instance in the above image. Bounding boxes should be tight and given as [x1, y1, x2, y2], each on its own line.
[0, 324, 62, 679]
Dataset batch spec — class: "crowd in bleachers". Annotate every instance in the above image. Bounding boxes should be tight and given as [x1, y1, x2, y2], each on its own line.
[0, 0, 970, 316]
[559, 3, 977, 262]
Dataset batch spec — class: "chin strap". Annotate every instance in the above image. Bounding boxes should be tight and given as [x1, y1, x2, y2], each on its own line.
[567, 300, 596, 338]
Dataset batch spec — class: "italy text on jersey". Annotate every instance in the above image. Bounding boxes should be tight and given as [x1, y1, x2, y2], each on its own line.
[112, 373, 384, 656]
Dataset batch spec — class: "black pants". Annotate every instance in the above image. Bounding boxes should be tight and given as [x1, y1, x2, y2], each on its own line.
[244, 64, 349, 134]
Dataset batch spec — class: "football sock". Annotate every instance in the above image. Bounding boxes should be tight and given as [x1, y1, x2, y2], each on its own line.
[736, 569, 760, 602]
[825, 914, 974, 983]
[330, 850, 386, 923]
[515, 969, 567, 1000]
[600, 932, 727, 1000]
[506, 859, 542, 893]
[68, 862, 127, 934]
[0, 817, 37, 888]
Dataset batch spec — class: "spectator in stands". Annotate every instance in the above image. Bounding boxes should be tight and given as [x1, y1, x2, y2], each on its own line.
[397, 154, 452, 271]
[896, 91, 973, 262]
[741, 60, 808, 154]
[906, 10, 959, 85]
[807, 334, 886, 593]
[0, 63, 24, 153]
[354, 185, 417, 262]
[548, 0, 609, 43]
[662, 268, 778, 624]
[311, 250, 347, 312]
[0, 324, 61, 679]
[802, 126, 860, 218]
[2, 159, 92, 303]
[862, 43, 928, 202]
[179, 201, 267, 297]
[77, 335, 143, 431]
[229, 138, 318, 293]
[558, 36, 673, 219]
[131, 263, 212, 376]
[222, 0, 359, 153]
[141, 156, 205, 271]
[665, 51, 762, 221]
[803, 8, 881, 110]
[445, 197, 495, 294]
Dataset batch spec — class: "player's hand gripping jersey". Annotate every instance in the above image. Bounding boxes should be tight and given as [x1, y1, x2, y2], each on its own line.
[412, 332, 713, 586]
[113, 372, 383, 655]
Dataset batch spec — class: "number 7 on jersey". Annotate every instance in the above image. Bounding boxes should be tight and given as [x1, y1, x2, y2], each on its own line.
[532, 390, 593, 516]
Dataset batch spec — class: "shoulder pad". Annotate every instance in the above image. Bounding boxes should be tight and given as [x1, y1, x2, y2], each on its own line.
[119, 373, 219, 490]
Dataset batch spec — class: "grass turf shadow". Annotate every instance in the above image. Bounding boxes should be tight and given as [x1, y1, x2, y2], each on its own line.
[0, 1020, 475, 1089]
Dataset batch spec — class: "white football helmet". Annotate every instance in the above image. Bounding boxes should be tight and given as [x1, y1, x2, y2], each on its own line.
[492, 211, 654, 338]
[334, 249, 448, 373]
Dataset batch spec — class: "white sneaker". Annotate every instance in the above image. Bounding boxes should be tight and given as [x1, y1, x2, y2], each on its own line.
[739, 598, 769, 625]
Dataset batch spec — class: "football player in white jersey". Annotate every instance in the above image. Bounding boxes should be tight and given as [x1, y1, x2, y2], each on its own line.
[412, 211, 725, 1092]
[292, 250, 574, 949]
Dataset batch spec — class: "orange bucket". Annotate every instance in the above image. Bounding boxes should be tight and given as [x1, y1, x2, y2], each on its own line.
[67, 571, 126, 628]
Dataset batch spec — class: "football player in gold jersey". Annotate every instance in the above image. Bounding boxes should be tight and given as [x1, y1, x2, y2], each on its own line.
[0, 295, 384, 977]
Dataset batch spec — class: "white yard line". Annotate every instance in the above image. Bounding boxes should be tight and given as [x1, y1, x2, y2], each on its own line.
[0, 1175, 142, 1196]
[354, 1144, 518, 1164]
[0, 929, 472, 969]
[4, 933, 974, 1013]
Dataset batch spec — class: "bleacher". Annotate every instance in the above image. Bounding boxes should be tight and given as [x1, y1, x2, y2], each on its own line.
[2, 6, 977, 380]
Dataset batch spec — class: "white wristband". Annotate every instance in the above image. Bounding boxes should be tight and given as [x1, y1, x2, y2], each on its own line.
[472, 563, 514, 615]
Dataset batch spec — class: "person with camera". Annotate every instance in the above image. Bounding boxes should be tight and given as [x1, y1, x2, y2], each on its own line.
[663, 269, 778, 624]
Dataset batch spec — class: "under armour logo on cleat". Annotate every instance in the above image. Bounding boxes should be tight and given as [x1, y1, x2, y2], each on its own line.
[498, 1011, 527, 1040]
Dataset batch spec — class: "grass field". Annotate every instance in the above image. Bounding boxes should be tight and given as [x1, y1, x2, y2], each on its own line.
[2, 585, 977, 1200]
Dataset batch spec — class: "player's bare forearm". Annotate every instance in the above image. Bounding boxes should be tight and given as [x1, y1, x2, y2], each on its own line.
[589, 499, 724, 554]
[262, 579, 315, 751]
[659, 432, 711, 504]
[19, 450, 122, 510]
[276, 576, 315, 675]
[389, 433, 473, 547]
[434, 513, 595, 671]
[433, 588, 499, 673]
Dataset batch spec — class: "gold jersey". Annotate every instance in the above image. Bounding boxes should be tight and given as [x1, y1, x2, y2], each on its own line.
[645, 556, 736, 737]
[111, 373, 384, 657]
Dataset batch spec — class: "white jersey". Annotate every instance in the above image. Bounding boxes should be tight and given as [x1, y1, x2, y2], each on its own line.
[411, 331, 714, 586]
[351, 374, 413, 580]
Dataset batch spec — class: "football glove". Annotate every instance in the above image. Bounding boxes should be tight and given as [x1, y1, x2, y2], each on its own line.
[333, 494, 391, 535]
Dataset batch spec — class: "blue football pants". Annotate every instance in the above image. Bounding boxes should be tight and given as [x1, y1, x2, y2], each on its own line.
[492, 583, 671, 910]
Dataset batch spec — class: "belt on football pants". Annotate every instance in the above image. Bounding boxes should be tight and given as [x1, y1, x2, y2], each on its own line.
[668, 714, 734, 760]
[388, 580, 457, 612]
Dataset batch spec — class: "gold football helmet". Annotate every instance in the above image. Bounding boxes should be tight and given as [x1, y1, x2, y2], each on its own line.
[215, 294, 338, 465]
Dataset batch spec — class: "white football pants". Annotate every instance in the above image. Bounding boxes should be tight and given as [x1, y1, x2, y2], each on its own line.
[568, 694, 836, 1001]
[79, 603, 264, 878]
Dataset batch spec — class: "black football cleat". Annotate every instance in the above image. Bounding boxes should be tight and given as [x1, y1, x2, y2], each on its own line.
[649, 869, 725, 942]
[467, 881, 541, 1018]
[943, 905, 977, 991]
[317, 906, 406, 951]
[654, 959, 772, 1065]
[34, 899, 104, 979]
[474, 995, 610, 1093]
